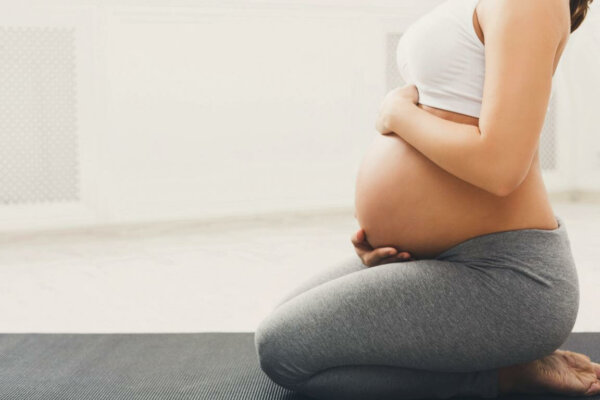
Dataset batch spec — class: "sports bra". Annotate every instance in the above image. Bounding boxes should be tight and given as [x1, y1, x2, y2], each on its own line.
[396, 0, 555, 119]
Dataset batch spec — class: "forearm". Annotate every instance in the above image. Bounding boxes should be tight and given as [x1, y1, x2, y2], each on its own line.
[386, 102, 509, 196]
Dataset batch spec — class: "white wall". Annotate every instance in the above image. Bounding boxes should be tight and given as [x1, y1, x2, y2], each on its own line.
[0, 0, 598, 232]
[103, 7, 385, 221]
[561, 1, 600, 191]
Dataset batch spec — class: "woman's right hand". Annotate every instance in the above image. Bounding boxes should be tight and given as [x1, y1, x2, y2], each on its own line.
[351, 228, 415, 267]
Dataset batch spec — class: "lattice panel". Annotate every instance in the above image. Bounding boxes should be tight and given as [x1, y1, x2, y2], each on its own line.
[386, 32, 558, 171]
[387, 32, 406, 89]
[0, 27, 79, 205]
[539, 92, 558, 171]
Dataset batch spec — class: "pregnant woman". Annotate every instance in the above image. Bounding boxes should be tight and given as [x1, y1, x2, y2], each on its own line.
[254, 0, 600, 398]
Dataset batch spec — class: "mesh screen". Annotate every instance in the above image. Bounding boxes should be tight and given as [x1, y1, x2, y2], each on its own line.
[0, 27, 79, 205]
[387, 32, 406, 90]
[539, 93, 558, 171]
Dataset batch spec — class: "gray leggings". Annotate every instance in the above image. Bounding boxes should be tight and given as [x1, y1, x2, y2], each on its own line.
[253, 215, 580, 399]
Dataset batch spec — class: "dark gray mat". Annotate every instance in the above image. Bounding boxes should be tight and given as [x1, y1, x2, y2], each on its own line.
[0, 332, 598, 400]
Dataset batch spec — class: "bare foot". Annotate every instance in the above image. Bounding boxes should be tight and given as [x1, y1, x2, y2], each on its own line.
[500, 349, 600, 397]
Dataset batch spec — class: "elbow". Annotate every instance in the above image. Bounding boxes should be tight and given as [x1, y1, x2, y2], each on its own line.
[489, 172, 524, 197]
[480, 142, 531, 197]
[491, 181, 518, 197]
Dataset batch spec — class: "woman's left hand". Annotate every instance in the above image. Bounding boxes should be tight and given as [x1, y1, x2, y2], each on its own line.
[375, 84, 419, 135]
[351, 228, 415, 267]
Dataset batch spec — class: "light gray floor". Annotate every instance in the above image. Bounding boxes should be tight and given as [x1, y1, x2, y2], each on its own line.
[0, 200, 598, 333]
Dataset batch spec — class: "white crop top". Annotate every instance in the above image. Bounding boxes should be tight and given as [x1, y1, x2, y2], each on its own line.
[396, 0, 555, 119]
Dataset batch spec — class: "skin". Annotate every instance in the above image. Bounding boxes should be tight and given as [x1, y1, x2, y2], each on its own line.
[353, 0, 568, 261]
[352, 0, 600, 395]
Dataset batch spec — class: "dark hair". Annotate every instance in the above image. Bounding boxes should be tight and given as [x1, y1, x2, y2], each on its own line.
[571, 0, 594, 32]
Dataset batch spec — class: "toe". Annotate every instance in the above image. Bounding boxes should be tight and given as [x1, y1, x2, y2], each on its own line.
[573, 352, 592, 364]
[593, 362, 600, 379]
[566, 351, 595, 372]
[562, 351, 584, 369]
[584, 381, 600, 396]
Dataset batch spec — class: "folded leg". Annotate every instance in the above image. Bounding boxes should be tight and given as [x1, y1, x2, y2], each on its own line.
[255, 257, 572, 399]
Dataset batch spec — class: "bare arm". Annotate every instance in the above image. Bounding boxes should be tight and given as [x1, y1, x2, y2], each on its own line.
[380, 0, 567, 196]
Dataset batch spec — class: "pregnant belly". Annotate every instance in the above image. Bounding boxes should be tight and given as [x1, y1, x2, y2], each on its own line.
[354, 133, 504, 259]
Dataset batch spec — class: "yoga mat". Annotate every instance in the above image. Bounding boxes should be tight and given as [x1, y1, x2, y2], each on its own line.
[0, 332, 597, 400]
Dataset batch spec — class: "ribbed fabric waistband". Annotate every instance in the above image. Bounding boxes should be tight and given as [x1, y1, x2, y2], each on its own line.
[434, 215, 577, 286]
[436, 215, 567, 259]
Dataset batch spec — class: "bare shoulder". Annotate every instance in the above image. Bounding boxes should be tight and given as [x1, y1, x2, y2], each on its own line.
[477, 0, 570, 44]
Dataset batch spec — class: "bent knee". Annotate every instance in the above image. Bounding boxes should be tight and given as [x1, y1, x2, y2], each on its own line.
[254, 315, 309, 390]
[531, 288, 579, 357]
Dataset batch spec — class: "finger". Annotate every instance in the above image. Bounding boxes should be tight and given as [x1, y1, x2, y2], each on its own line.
[352, 243, 375, 265]
[351, 230, 374, 251]
[395, 251, 411, 259]
[593, 362, 600, 379]
[369, 253, 413, 267]
[365, 245, 411, 266]
[564, 351, 591, 370]
[357, 228, 367, 243]
[367, 248, 398, 266]
[358, 228, 368, 242]
[363, 250, 377, 267]
[361, 230, 377, 248]
[353, 247, 368, 261]
[352, 240, 373, 253]
[350, 228, 365, 245]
